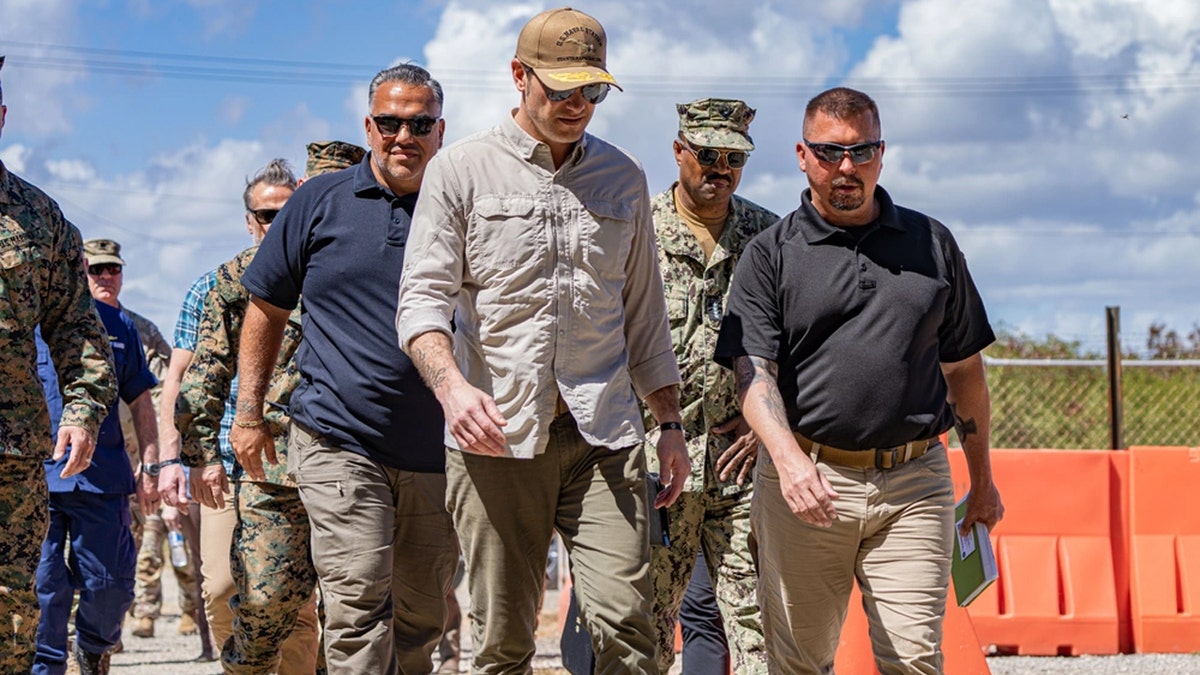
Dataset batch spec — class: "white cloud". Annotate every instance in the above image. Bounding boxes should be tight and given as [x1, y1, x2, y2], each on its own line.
[0, 0, 86, 136]
[0, 143, 32, 173]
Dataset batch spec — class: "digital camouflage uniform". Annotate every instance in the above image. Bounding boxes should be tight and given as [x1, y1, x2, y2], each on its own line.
[646, 97, 777, 675]
[120, 308, 200, 622]
[177, 245, 315, 674]
[0, 158, 117, 673]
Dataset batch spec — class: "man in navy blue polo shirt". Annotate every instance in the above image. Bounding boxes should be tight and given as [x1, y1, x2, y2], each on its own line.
[232, 63, 456, 674]
[34, 253, 160, 675]
[715, 87, 1004, 674]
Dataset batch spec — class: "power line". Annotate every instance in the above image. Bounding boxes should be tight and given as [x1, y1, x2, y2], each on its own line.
[4, 41, 1200, 97]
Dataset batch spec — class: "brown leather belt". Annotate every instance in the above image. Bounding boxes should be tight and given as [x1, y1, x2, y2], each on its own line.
[793, 432, 934, 470]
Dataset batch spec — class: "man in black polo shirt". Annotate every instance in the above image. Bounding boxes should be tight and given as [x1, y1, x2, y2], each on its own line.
[232, 64, 457, 674]
[715, 87, 1004, 675]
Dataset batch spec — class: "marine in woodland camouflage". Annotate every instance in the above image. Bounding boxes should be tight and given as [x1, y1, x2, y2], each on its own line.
[0, 158, 117, 672]
[646, 184, 777, 675]
[176, 246, 301, 486]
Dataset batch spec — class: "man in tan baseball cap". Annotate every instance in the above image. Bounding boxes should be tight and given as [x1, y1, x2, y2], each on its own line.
[399, 5, 688, 674]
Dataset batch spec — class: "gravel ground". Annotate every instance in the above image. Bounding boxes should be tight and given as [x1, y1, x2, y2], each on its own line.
[109, 573, 1200, 674]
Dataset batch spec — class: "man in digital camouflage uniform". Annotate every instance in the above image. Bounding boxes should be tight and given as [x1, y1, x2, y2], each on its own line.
[648, 98, 775, 675]
[176, 141, 365, 675]
[0, 54, 118, 673]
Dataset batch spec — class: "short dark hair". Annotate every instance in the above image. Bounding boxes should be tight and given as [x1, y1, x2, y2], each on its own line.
[804, 87, 881, 139]
[368, 63, 444, 112]
[242, 158, 297, 211]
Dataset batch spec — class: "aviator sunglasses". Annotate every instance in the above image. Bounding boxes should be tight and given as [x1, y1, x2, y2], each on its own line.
[87, 263, 123, 276]
[803, 139, 883, 165]
[524, 66, 610, 105]
[371, 115, 441, 138]
[682, 139, 748, 169]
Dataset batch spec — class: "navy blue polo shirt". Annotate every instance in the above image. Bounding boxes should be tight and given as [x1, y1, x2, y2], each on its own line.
[42, 300, 156, 494]
[241, 156, 445, 472]
[714, 186, 994, 450]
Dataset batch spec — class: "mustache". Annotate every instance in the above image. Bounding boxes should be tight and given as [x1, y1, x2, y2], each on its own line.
[704, 171, 732, 182]
[832, 176, 863, 188]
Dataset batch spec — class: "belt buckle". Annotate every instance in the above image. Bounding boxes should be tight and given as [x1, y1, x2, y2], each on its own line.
[875, 445, 902, 471]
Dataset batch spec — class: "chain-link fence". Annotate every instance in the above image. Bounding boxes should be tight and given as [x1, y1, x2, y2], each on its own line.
[974, 358, 1200, 449]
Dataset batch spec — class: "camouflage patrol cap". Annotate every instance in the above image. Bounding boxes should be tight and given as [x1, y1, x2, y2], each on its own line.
[83, 238, 126, 267]
[677, 98, 757, 151]
[305, 140, 366, 178]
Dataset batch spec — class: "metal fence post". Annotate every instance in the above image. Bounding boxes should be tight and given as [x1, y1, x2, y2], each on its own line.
[1106, 306, 1124, 450]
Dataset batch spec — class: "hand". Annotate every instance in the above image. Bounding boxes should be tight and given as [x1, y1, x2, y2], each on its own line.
[653, 428, 690, 509]
[136, 468, 160, 514]
[441, 382, 508, 456]
[54, 425, 95, 478]
[158, 461, 190, 514]
[190, 463, 230, 510]
[774, 450, 839, 527]
[230, 422, 277, 482]
[713, 415, 759, 486]
[960, 479, 1004, 534]
[160, 505, 182, 531]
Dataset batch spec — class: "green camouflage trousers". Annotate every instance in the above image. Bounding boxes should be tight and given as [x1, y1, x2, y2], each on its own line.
[222, 479, 320, 675]
[0, 455, 50, 673]
[130, 508, 199, 619]
[650, 486, 767, 674]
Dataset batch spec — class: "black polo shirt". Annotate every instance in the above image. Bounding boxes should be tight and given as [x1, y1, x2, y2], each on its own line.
[242, 156, 445, 472]
[714, 186, 994, 450]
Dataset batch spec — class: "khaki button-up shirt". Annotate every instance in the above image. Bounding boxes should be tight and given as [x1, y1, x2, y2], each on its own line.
[398, 114, 680, 459]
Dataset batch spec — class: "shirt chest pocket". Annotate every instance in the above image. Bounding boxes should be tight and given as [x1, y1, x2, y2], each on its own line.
[0, 238, 45, 331]
[466, 195, 540, 281]
[580, 199, 633, 280]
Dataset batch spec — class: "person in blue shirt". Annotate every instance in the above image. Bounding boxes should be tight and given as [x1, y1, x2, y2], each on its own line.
[33, 256, 161, 674]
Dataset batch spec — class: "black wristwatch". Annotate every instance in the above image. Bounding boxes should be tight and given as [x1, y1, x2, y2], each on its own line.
[144, 457, 183, 477]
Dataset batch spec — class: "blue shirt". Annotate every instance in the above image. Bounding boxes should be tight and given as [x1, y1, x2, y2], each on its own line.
[43, 301, 157, 494]
[35, 326, 64, 439]
[176, 270, 238, 473]
[242, 158, 445, 472]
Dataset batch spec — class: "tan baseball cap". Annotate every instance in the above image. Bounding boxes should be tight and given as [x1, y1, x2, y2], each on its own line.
[83, 238, 125, 266]
[516, 7, 621, 92]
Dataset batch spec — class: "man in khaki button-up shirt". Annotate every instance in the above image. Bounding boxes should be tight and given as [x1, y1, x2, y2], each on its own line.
[397, 8, 688, 673]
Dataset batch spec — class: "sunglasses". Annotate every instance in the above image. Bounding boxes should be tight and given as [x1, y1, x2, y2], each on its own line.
[524, 67, 610, 105]
[803, 140, 883, 165]
[371, 115, 440, 138]
[682, 140, 748, 169]
[250, 208, 280, 225]
[87, 263, 122, 276]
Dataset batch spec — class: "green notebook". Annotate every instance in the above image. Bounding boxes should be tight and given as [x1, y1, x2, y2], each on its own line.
[952, 493, 998, 607]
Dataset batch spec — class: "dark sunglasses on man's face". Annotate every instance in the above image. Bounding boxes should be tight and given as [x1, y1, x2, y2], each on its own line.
[524, 67, 610, 105]
[803, 140, 883, 165]
[684, 140, 748, 169]
[371, 115, 440, 138]
[88, 263, 122, 276]
[250, 208, 280, 226]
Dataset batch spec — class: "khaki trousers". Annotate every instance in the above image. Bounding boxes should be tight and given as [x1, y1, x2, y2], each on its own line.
[290, 422, 458, 675]
[446, 413, 658, 675]
[200, 499, 237, 650]
[753, 444, 955, 675]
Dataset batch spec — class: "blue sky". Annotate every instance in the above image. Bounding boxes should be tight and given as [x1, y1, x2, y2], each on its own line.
[2, 0, 1198, 356]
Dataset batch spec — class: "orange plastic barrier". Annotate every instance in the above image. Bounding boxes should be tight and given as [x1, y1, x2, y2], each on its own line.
[948, 449, 1121, 655]
[835, 584, 990, 674]
[1127, 446, 1200, 653]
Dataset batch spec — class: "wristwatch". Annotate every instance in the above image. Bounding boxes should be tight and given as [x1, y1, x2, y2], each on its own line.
[144, 457, 183, 477]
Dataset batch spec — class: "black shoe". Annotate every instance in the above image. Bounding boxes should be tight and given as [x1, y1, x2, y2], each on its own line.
[72, 639, 111, 675]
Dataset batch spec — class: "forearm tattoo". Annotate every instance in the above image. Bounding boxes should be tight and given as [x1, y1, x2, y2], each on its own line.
[951, 403, 978, 442]
[411, 343, 448, 391]
[734, 356, 789, 429]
